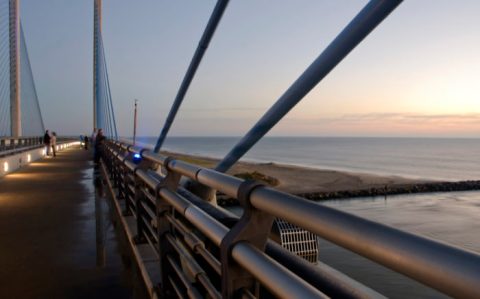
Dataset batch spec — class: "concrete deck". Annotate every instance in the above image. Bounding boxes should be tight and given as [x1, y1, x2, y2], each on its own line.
[0, 147, 138, 298]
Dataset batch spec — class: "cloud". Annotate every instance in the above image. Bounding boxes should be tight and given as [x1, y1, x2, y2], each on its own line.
[301, 112, 480, 125]
[140, 111, 480, 137]
[274, 112, 480, 137]
[182, 107, 267, 112]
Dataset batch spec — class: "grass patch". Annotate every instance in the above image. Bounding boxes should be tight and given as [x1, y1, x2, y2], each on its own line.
[234, 171, 279, 186]
[170, 155, 215, 168]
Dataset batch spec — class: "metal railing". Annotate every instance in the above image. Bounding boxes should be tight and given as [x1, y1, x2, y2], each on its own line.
[0, 136, 43, 156]
[100, 140, 480, 299]
[0, 136, 77, 157]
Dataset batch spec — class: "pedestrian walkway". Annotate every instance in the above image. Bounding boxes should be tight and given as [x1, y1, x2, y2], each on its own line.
[0, 147, 137, 298]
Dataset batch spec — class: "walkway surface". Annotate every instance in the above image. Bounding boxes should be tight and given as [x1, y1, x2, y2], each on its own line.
[0, 147, 138, 298]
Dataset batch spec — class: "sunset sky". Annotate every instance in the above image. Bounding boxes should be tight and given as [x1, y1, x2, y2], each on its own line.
[20, 0, 480, 137]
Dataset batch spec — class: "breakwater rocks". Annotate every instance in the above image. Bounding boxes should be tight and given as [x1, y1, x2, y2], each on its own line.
[217, 180, 480, 206]
[297, 180, 480, 201]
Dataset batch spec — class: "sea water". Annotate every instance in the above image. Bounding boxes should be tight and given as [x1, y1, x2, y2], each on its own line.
[137, 136, 480, 180]
[319, 191, 480, 298]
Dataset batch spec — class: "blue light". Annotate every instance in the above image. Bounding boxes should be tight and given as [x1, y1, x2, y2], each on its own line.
[133, 153, 142, 164]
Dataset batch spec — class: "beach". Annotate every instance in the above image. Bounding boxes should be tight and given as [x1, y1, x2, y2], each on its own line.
[128, 137, 480, 199]
[162, 150, 430, 194]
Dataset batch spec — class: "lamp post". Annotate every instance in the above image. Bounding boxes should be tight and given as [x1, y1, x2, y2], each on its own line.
[133, 99, 138, 145]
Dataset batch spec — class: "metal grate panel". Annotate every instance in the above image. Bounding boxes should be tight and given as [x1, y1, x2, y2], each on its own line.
[274, 218, 318, 263]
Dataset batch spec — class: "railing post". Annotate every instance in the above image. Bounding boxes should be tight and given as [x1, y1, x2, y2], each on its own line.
[133, 153, 154, 244]
[117, 155, 126, 200]
[109, 142, 122, 193]
[103, 145, 116, 187]
[111, 145, 121, 188]
[122, 160, 134, 216]
[220, 180, 274, 298]
[155, 157, 182, 297]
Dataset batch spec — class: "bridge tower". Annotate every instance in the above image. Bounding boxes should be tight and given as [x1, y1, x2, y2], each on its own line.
[93, 0, 101, 130]
[9, 0, 21, 137]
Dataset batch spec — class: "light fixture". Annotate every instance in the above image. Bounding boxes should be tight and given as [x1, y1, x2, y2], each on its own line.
[133, 153, 142, 164]
[3, 162, 8, 172]
[27, 154, 31, 162]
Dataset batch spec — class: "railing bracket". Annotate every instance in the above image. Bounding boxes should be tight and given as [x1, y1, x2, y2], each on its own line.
[220, 180, 274, 298]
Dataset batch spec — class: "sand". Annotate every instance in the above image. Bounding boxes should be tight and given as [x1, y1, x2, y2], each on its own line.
[161, 151, 429, 194]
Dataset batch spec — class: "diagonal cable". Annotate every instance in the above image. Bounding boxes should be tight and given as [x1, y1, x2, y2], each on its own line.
[20, 23, 44, 135]
[215, 0, 403, 172]
[153, 0, 230, 152]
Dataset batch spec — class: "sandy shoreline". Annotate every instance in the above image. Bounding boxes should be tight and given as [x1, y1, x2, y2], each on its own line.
[161, 150, 431, 194]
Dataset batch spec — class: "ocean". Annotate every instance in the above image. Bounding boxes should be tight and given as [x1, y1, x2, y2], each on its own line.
[136, 136, 480, 181]
[319, 191, 480, 298]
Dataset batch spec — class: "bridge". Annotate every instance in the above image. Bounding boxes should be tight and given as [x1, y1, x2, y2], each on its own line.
[1, 0, 480, 298]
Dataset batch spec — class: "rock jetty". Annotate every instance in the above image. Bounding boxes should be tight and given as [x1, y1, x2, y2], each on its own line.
[217, 180, 480, 206]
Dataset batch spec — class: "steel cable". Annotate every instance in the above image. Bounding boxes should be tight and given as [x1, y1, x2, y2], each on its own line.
[20, 23, 44, 135]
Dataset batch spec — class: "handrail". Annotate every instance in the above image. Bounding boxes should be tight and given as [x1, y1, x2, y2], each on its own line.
[250, 187, 480, 298]
[102, 140, 381, 298]
[0, 144, 43, 158]
[101, 140, 480, 298]
[0, 138, 77, 158]
[0, 136, 43, 154]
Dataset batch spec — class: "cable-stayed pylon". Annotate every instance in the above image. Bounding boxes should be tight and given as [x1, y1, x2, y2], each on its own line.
[93, 0, 117, 140]
[0, 0, 44, 137]
[0, 0, 11, 136]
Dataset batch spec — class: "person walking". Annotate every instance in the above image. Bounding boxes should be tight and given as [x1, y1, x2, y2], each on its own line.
[51, 132, 57, 157]
[43, 130, 51, 156]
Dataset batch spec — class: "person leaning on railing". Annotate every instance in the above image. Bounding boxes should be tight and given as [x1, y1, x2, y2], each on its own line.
[94, 128, 105, 164]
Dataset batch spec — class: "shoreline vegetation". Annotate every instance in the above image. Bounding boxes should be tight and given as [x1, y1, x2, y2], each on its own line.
[161, 150, 480, 205]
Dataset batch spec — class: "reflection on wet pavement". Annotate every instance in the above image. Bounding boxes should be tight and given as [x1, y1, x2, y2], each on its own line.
[0, 148, 146, 298]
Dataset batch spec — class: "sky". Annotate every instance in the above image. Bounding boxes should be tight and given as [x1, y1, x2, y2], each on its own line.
[18, 0, 480, 137]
